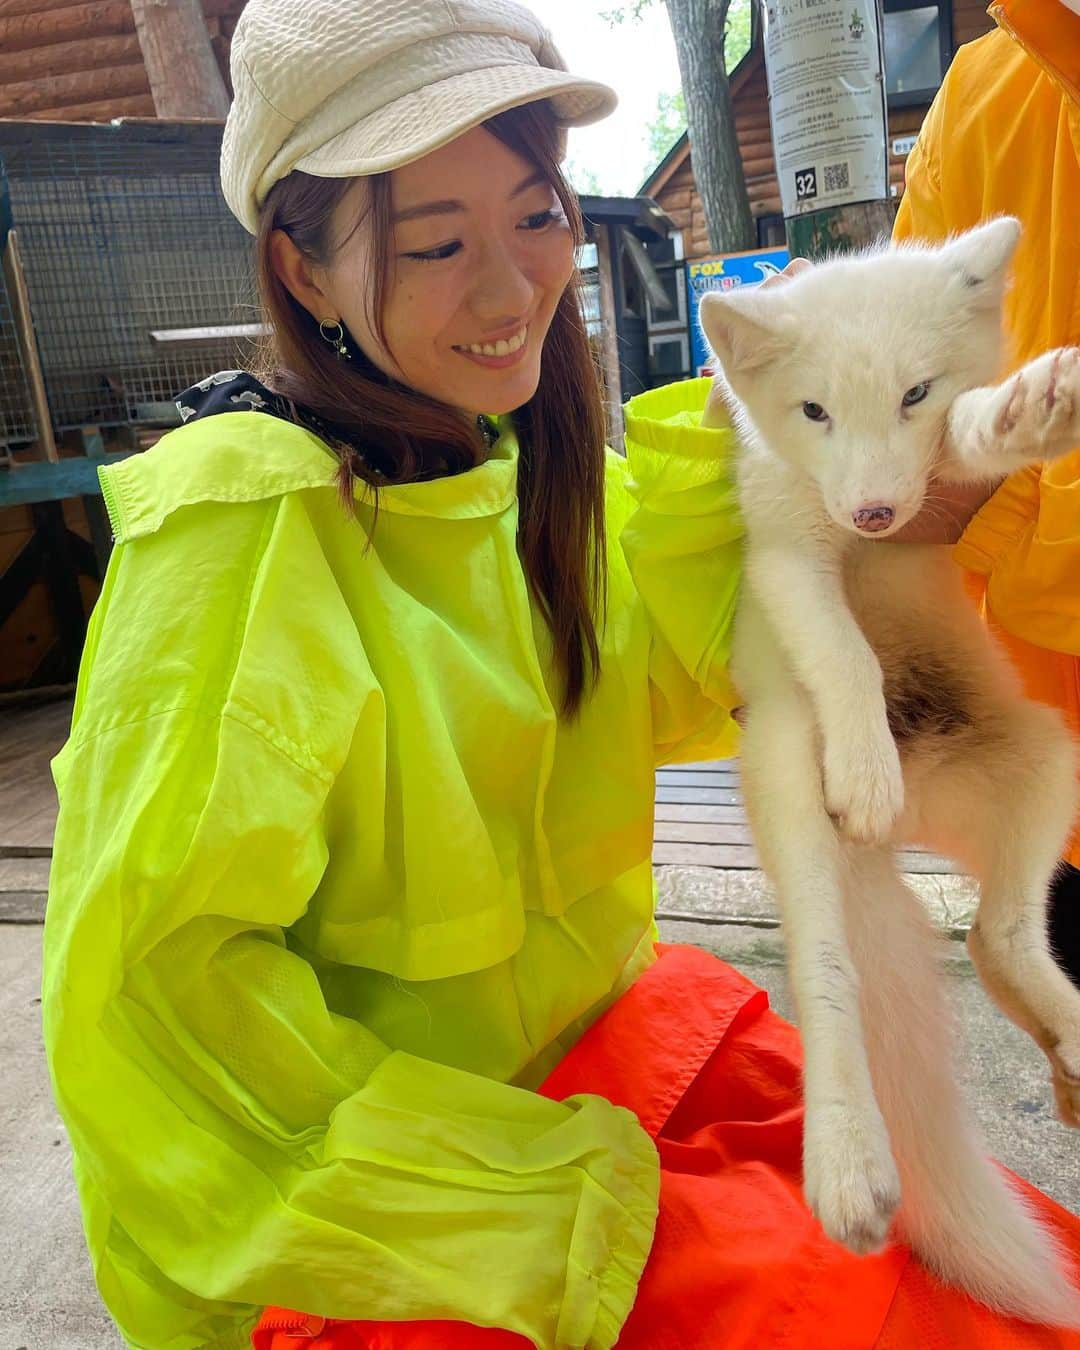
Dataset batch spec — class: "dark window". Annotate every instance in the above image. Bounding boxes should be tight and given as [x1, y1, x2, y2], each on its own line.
[884, 0, 952, 109]
[647, 334, 690, 385]
[756, 213, 786, 248]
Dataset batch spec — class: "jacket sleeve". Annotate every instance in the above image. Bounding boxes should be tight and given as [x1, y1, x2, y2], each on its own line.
[614, 378, 744, 765]
[891, 97, 948, 246]
[894, 90, 1080, 657]
[42, 501, 658, 1350]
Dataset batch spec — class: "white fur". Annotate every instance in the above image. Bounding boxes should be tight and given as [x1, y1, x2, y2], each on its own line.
[700, 217, 1080, 1326]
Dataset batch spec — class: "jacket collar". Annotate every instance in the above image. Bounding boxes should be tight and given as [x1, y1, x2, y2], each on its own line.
[102, 410, 518, 544]
[990, 0, 1080, 106]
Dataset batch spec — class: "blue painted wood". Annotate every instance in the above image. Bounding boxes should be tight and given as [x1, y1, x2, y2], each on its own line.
[77, 426, 106, 457]
[0, 453, 134, 508]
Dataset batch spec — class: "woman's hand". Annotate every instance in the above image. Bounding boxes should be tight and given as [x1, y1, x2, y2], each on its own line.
[891, 477, 1001, 543]
[759, 256, 814, 290]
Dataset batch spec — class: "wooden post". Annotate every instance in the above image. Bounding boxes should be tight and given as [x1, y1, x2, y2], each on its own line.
[130, 0, 230, 119]
[2, 229, 58, 464]
[594, 225, 625, 449]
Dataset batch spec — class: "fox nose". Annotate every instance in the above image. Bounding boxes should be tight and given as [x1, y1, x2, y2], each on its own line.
[852, 503, 896, 533]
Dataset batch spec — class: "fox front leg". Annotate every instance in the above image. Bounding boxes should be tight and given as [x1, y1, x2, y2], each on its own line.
[941, 347, 1080, 481]
[745, 542, 904, 844]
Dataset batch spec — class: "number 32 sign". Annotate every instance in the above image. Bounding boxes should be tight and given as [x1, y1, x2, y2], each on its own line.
[794, 167, 817, 201]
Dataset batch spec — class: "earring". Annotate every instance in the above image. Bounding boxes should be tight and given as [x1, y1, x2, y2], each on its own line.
[319, 317, 351, 360]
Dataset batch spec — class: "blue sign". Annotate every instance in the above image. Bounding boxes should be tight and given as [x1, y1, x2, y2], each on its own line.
[686, 247, 790, 375]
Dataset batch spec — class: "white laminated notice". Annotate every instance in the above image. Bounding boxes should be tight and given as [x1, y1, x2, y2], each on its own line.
[763, 0, 889, 218]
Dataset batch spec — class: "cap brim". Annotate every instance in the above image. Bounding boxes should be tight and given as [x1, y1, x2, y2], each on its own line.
[292, 63, 617, 179]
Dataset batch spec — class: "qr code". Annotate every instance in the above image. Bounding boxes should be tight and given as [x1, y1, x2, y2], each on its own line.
[823, 161, 850, 192]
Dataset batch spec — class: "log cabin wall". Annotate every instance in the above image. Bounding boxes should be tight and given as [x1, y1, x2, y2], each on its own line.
[0, 0, 245, 123]
[649, 0, 998, 260]
[0, 1, 246, 693]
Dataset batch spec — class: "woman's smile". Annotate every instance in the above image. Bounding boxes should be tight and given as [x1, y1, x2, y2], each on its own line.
[453, 323, 530, 368]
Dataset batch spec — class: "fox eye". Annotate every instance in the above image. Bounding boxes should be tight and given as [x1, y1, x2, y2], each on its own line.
[902, 382, 930, 407]
[802, 401, 828, 422]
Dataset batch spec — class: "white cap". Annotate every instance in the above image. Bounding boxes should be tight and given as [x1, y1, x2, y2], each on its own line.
[220, 0, 618, 234]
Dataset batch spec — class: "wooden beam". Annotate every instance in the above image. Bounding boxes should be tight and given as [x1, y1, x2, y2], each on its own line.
[0, 0, 106, 15]
[0, 0, 238, 56]
[0, 0, 239, 26]
[0, 63, 150, 117]
[130, 0, 230, 119]
[0, 2, 137, 55]
[0, 453, 134, 509]
[737, 136, 775, 157]
[739, 154, 779, 179]
[654, 841, 757, 867]
[593, 224, 624, 449]
[656, 785, 742, 805]
[654, 803, 747, 824]
[23, 94, 157, 121]
[0, 32, 144, 85]
[654, 821, 755, 844]
[1, 231, 57, 463]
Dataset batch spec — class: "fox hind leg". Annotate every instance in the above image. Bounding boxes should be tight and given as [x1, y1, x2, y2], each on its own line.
[912, 701, 1080, 1126]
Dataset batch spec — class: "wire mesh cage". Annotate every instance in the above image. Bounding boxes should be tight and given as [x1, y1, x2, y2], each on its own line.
[0, 119, 261, 438]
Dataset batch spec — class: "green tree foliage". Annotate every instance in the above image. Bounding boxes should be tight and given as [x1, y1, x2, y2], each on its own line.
[611, 0, 756, 249]
[604, 0, 753, 70]
[645, 88, 687, 165]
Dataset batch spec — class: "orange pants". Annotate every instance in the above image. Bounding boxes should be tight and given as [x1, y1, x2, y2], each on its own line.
[254, 944, 1080, 1350]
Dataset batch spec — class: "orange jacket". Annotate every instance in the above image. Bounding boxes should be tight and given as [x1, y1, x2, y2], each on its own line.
[893, 0, 1080, 863]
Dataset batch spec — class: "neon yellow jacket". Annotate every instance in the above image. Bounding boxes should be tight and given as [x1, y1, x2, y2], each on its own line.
[42, 379, 742, 1350]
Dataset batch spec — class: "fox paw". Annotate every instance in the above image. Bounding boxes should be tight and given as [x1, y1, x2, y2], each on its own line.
[823, 727, 904, 844]
[988, 347, 1080, 463]
[803, 1105, 901, 1254]
[1047, 1026, 1080, 1128]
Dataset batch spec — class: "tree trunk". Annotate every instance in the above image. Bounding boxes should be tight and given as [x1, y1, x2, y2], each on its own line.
[785, 200, 897, 261]
[130, 0, 229, 119]
[663, 0, 755, 254]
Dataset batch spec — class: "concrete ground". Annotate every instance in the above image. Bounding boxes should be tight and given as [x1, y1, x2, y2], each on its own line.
[4, 866, 1079, 1349]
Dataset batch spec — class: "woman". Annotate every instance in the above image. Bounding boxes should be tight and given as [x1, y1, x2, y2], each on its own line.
[41, 1, 1080, 1348]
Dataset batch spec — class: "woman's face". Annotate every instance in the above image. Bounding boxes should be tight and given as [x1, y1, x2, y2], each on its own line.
[318, 124, 576, 418]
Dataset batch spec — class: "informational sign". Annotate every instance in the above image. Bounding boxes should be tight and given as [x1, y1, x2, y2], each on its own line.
[891, 134, 918, 157]
[762, 0, 889, 218]
[686, 248, 791, 376]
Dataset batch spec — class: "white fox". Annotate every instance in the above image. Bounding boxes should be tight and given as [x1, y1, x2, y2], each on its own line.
[698, 217, 1080, 1326]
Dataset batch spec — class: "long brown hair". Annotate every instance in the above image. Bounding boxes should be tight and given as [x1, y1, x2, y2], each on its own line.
[251, 101, 608, 716]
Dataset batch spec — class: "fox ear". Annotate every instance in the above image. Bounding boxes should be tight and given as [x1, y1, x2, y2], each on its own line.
[699, 289, 795, 375]
[940, 216, 1021, 308]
